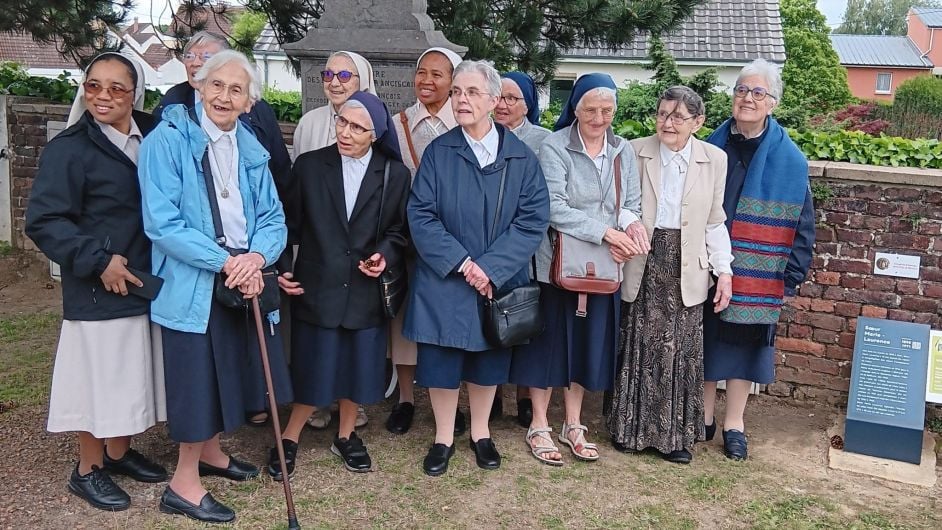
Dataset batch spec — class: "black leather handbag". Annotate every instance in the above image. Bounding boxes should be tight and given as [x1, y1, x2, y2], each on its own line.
[375, 160, 407, 319]
[482, 165, 543, 348]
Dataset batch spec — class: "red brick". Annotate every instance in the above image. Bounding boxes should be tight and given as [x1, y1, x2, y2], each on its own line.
[824, 212, 850, 225]
[836, 228, 873, 244]
[933, 238, 942, 252]
[816, 271, 841, 285]
[854, 185, 884, 200]
[887, 309, 915, 322]
[811, 299, 835, 312]
[914, 313, 940, 327]
[824, 376, 851, 393]
[827, 259, 872, 274]
[917, 222, 941, 236]
[900, 297, 938, 312]
[860, 305, 888, 318]
[844, 289, 899, 306]
[867, 201, 902, 216]
[896, 280, 920, 295]
[823, 286, 847, 301]
[837, 332, 856, 348]
[841, 276, 866, 289]
[789, 324, 812, 339]
[777, 366, 830, 387]
[783, 353, 811, 369]
[884, 187, 923, 201]
[838, 245, 867, 259]
[777, 337, 827, 356]
[813, 328, 839, 344]
[927, 191, 942, 204]
[816, 227, 835, 243]
[809, 357, 841, 375]
[826, 345, 854, 361]
[799, 283, 823, 297]
[815, 242, 838, 255]
[848, 318, 857, 332]
[833, 302, 861, 317]
[795, 312, 845, 331]
[831, 198, 869, 213]
[923, 267, 942, 282]
[862, 277, 896, 291]
[923, 283, 942, 299]
[876, 233, 931, 250]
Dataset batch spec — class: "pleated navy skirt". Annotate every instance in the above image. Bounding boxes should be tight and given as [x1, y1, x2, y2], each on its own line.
[416, 343, 512, 389]
[510, 282, 620, 391]
[291, 320, 387, 408]
[161, 300, 294, 443]
[702, 301, 776, 384]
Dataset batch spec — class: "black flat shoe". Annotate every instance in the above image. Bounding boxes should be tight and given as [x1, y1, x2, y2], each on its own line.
[723, 429, 748, 461]
[490, 393, 503, 421]
[469, 437, 501, 470]
[454, 409, 467, 435]
[385, 402, 415, 435]
[246, 411, 269, 426]
[331, 432, 372, 473]
[267, 439, 298, 482]
[422, 442, 455, 476]
[104, 447, 167, 483]
[516, 398, 533, 428]
[611, 438, 638, 454]
[68, 464, 130, 511]
[198, 456, 259, 481]
[705, 417, 716, 441]
[159, 486, 235, 523]
[663, 449, 693, 464]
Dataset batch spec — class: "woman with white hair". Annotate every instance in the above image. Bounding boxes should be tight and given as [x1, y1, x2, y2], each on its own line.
[702, 58, 814, 461]
[509, 73, 645, 466]
[139, 49, 291, 523]
[26, 52, 167, 511]
[404, 60, 550, 476]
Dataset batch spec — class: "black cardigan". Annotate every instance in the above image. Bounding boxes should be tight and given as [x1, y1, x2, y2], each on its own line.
[281, 145, 411, 329]
[25, 111, 155, 321]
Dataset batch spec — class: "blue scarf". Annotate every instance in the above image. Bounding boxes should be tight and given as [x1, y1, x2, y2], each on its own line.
[501, 71, 541, 125]
[554, 73, 616, 131]
[708, 117, 808, 325]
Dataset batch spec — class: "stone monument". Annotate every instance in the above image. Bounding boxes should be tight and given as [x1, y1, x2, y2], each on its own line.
[282, 0, 466, 115]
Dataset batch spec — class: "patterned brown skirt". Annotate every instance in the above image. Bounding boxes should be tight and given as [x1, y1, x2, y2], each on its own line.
[607, 228, 705, 453]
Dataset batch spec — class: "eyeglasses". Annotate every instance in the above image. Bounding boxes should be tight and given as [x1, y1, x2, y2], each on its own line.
[733, 84, 773, 101]
[577, 106, 615, 119]
[333, 114, 374, 135]
[321, 70, 359, 84]
[655, 111, 698, 125]
[205, 79, 247, 99]
[499, 94, 523, 106]
[83, 81, 134, 100]
[183, 51, 214, 62]
[450, 87, 491, 99]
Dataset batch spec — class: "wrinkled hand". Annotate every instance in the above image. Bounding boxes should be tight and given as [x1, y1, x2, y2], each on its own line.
[278, 271, 304, 296]
[603, 228, 640, 262]
[713, 273, 732, 313]
[462, 260, 492, 296]
[358, 253, 387, 278]
[608, 244, 632, 264]
[100, 254, 142, 296]
[238, 270, 264, 298]
[223, 252, 266, 288]
[625, 221, 650, 255]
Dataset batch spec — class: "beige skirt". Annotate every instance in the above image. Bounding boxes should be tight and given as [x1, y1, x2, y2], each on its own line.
[47, 314, 167, 438]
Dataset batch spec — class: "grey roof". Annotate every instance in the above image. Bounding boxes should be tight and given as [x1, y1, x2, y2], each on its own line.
[912, 7, 942, 28]
[254, 0, 785, 63]
[829, 34, 932, 68]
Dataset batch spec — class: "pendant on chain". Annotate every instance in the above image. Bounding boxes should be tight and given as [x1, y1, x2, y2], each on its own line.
[221, 189, 229, 199]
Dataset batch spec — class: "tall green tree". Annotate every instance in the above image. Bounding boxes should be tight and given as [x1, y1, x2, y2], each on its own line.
[229, 10, 269, 59]
[780, 0, 852, 126]
[836, 0, 942, 35]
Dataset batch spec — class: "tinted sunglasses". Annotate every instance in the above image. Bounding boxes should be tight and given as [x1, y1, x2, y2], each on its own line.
[321, 70, 359, 84]
[83, 81, 134, 99]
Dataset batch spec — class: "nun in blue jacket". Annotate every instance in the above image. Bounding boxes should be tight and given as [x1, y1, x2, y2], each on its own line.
[403, 60, 550, 476]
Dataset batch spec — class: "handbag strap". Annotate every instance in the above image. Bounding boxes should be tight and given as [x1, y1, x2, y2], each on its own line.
[488, 163, 537, 280]
[614, 153, 621, 226]
[189, 106, 227, 248]
[374, 159, 391, 246]
[399, 112, 420, 169]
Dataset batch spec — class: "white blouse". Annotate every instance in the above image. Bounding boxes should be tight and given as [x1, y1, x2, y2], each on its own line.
[340, 148, 373, 220]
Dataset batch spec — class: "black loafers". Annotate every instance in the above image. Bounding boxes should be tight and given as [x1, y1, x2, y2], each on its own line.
[68, 464, 130, 511]
[490, 393, 503, 421]
[723, 429, 748, 461]
[469, 437, 501, 470]
[198, 456, 259, 481]
[159, 486, 235, 523]
[454, 409, 467, 435]
[516, 398, 533, 428]
[422, 442, 455, 476]
[705, 417, 716, 442]
[104, 447, 167, 483]
[385, 402, 415, 435]
[267, 439, 298, 482]
[331, 432, 372, 473]
[663, 449, 693, 464]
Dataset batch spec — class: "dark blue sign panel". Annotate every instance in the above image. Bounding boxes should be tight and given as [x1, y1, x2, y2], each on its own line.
[845, 317, 930, 464]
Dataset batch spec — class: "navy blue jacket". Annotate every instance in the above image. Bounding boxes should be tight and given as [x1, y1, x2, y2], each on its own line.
[402, 125, 550, 351]
[26, 111, 156, 321]
[153, 81, 292, 198]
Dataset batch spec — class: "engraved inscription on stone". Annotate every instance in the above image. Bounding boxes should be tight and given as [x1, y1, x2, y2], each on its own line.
[300, 59, 418, 115]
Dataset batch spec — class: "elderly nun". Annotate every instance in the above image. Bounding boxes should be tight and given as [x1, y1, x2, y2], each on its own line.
[139, 49, 291, 524]
[26, 52, 167, 511]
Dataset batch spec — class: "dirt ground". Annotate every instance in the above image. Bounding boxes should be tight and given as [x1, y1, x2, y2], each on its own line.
[0, 252, 939, 529]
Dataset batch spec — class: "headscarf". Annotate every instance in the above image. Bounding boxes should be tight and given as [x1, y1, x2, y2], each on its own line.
[553, 73, 617, 131]
[347, 91, 402, 162]
[334, 51, 377, 95]
[416, 47, 463, 70]
[67, 52, 146, 127]
[501, 71, 540, 125]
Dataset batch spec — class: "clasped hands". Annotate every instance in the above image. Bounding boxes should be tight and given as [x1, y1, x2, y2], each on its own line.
[222, 252, 266, 298]
[463, 260, 492, 299]
[277, 252, 388, 297]
[606, 221, 651, 263]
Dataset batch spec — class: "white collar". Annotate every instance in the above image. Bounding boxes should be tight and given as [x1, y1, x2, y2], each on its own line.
[96, 118, 142, 146]
[341, 147, 373, 167]
[412, 99, 458, 130]
[577, 128, 606, 160]
[731, 120, 767, 139]
[201, 111, 238, 143]
[659, 138, 693, 166]
[461, 120, 499, 154]
[510, 119, 529, 134]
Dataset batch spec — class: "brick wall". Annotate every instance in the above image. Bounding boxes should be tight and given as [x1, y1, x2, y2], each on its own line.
[771, 161, 942, 405]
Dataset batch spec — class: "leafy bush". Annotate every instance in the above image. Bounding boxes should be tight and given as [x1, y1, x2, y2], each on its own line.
[788, 129, 942, 168]
[262, 87, 301, 123]
[0, 61, 162, 110]
[894, 76, 942, 117]
[808, 103, 890, 136]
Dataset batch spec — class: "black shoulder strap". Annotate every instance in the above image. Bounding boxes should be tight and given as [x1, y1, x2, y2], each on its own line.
[189, 106, 227, 247]
[488, 163, 536, 280]
[375, 159, 391, 245]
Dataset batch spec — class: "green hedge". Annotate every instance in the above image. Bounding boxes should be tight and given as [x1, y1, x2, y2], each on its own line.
[0, 61, 162, 110]
[787, 129, 942, 168]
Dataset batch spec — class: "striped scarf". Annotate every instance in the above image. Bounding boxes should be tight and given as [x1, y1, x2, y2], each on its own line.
[708, 117, 808, 325]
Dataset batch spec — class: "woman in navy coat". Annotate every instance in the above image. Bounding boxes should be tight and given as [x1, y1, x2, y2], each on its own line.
[403, 60, 550, 476]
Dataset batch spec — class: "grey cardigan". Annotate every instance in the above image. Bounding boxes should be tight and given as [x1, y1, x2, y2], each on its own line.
[511, 119, 552, 156]
[534, 123, 642, 283]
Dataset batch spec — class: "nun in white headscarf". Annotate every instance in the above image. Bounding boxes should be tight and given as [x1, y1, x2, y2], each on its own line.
[25, 52, 167, 512]
[292, 50, 377, 158]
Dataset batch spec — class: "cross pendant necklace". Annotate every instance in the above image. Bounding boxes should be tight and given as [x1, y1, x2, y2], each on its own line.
[209, 139, 234, 199]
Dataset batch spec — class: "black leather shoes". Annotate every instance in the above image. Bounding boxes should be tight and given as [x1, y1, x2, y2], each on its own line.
[422, 443, 455, 476]
[516, 398, 533, 428]
[705, 417, 716, 441]
[723, 429, 748, 461]
[159, 486, 235, 523]
[454, 409, 467, 435]
[469, 437, 501, 470]
[385, 402, 415, 435]
[198, 456, 259, 481]
[490, 393, 503, 421]
[68, 464, 130, 511]
[663, 449, 693, 464]
[331, 432, 372, 473]
[267, 439, 298, 482]
[104, 447, 167, 483]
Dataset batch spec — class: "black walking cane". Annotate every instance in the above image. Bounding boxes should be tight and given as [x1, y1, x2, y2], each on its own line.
[250, 297, 300, 530]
